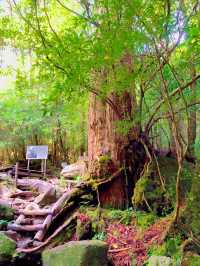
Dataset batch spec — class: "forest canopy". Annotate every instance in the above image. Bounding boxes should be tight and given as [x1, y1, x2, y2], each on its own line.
[0, 0, 200, 163]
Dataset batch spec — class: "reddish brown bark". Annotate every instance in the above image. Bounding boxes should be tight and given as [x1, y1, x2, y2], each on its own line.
[88, 54, 139, 164]
[88, 55, 141, 208]
[98, 175, 127, 209]
[88, 91, 139, 164]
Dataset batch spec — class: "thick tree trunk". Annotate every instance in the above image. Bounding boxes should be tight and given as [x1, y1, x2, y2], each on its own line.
[88, 55, 143, 208]
[88, 92, 140, 208]
[88, 91, 139, 167]
[88, 54, 139, 167]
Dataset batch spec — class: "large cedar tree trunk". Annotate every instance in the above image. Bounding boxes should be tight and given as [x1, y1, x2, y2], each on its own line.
[88, 92, 138, 167]
[87, 54, 145, 208]
[88, 54, 139, 168]
[88, 92, 141, 208]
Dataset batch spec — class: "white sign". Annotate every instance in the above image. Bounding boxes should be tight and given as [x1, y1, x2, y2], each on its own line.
[26, 145, 48, 160]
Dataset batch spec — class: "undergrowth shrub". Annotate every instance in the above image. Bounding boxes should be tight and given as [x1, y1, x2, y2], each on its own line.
[135, 211, 157, 230]
[148, 235, 182, 265]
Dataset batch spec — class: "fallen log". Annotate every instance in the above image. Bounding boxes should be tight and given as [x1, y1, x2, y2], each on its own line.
[34, 214, 52, 241]
[16, 209, 53, 216]
[12, 181, 92, 251]
[61, 159, 87, 178]
[15, 170, 43, 178]
[33, 184, 90, 242]
[52, 185, 90, 215]
[16, 179, 57, 208]
[0, 166, 13, 172]
[10, 191, 35, 198]
[16, 214, 26, 225]
[33, 188, 81, 241]
[18, 167, 45, 174]
[17, 213, 77, 253]
[17, 218, 33, 225]
[8, 223, 44, 232]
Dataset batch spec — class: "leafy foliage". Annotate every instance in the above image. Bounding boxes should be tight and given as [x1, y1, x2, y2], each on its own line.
[148, 236, 182, 265]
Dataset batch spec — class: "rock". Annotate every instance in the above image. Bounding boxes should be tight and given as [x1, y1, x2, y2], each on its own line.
[182, 251, 200, 266]
[2, 231, 19, 242]
[34, 187, 57, 206]
[0, 232, 16, 262]
[61, 162, 68, 168]
[61, 160, 87, 178]
[148, 256, 173, 266]
[42, 240, 108, 266]
[17, 179, 57, 206]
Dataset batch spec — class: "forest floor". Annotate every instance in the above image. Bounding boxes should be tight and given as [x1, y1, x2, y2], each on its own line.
[0, 169, 173, 266]
[0, 159, 199, 266]
[106, 216, 172, 265]
[78, 207, 175, 266]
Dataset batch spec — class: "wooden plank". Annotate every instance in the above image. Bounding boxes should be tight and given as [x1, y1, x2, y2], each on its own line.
[0, 166, 13, 172]
[8, 223, 44, 232]
[16, 209, 53, 216]
[34, 214, 52, 241]
[15, 162, 19, 188]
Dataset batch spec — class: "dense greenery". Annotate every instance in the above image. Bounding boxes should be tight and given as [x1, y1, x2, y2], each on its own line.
[0, 0, 200, 163]
[1, 1, 200, 265]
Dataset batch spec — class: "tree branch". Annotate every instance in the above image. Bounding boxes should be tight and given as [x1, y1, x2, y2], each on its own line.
[56, 0, 99, 27]
[145, 74, 200, 132]
[43, 0, 69, 55]
[148, 101, 200, 131]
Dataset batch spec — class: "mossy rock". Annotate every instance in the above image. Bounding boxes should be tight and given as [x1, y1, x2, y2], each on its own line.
[182, 252, 200, 266]
[0, 232, 16, 262]
[0, 205, 14, 221]
[180, 171, 200, 239]
[148, 255, 173, 266]
[132, 156, 194, 215]
[151, 156, 193, 199]
[42, 240, 108, 266]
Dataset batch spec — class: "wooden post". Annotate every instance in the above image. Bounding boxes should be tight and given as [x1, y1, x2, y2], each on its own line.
[27, 159, 30, 171]
[41, 160, 44, 173]
[15, 162, 19, 189]
[44, 159, 47, 178]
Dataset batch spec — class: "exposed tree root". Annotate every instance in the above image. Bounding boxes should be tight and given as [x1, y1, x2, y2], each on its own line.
[17, 213, 77, 253]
